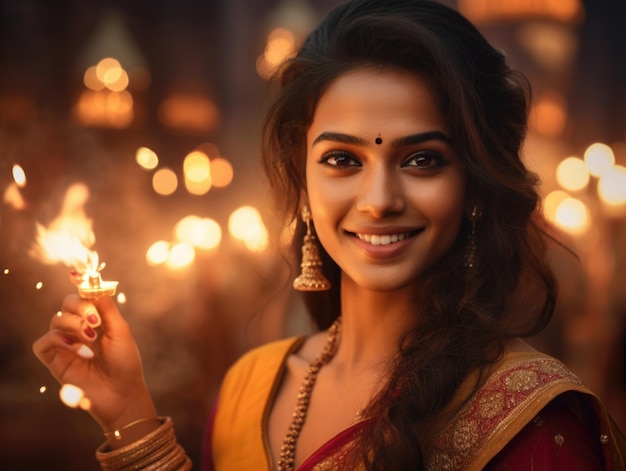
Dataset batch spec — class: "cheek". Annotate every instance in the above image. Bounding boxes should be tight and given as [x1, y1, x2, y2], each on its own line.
[418, 179, 466, 233]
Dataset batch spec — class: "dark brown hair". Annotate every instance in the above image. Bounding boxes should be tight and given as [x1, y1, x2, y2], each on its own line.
[260, 0, 556, 468]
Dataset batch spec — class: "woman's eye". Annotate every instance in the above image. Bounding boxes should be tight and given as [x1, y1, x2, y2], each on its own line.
[403, 151, 448, 169]
[320, 151, 360, 168]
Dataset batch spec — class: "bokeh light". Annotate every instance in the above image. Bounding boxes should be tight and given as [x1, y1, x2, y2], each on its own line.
[228, 206, 269, 252]
[554, 197, 590, 235]
[135, 146, 159, 170]
[166, 242, 196, 270]
[174, 215, 222, 250]
[152, 168, 178, 195]
[257, 28, 297, 79]
[598, 165, 626, 206]
[556, 156, 589, 191]
[12, 164, 27, 187]
[146, 240, 170, 266]
[183, 151, 212, 195]
[210, 158, 234, 188]
[584, 142, 615, 177]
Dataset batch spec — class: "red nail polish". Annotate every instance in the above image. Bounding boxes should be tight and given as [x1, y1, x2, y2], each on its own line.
[86, 314, 99, 325]
[84, 326, 96, 338]
[62, 336, 73, 345]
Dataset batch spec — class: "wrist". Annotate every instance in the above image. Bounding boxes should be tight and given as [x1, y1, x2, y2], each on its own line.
[104, 416, 162, 450]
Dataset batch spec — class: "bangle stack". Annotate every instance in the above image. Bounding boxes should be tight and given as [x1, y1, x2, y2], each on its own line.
[104, 417, 162, 441]
[96, 417, 191, 471]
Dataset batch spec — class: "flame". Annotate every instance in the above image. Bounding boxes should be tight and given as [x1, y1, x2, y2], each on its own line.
[30, 184, 98, 273]
[30, 183, 119, 298]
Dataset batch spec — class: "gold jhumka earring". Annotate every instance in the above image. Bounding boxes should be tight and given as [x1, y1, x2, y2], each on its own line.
[293, 206, 331, 291]
[464, 206, 480, 270]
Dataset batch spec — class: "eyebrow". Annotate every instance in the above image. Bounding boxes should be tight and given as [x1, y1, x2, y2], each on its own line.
[311, 130, 452, 147]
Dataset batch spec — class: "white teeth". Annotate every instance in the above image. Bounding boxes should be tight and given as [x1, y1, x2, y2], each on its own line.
[356, 232, 408, 245]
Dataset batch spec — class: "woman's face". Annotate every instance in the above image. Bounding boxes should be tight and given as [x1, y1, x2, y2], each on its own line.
[305, 68, 466, 292]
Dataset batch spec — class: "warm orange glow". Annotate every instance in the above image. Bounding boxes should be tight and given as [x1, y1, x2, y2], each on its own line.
[146, 240, 170, 266]
[556, 157, 589, 191]
[103, 67, 129, 92]
[12, 164, 27, 187]
[174, 216, 222, 250]
[210, 158, 234, 188]
[531, 92, 567, 137]
[3, 183, 26, 210]
[84, 66, 105, 91]
[74, 89, 134, 128]
[30, 183, 98, 272]
[166, 242, 196, 270]
[183, 151, 212, 195]
[96, 58, 121, 82]
[228, 206, 269, 252]
[77, 57, 134, 128]
[195, 142, 220, 159]
[135, 146, 159, 170]
[152, 168, 178, 195]
[458, 0, 583, 25]
[543, 189, 569, 224]
[598, 165, 626, 206]
[60, 384, 90, 409]
[554, 197, 590, 235]
[158, 94, 219, 133]
[257, 28, 297, 79]
[29, 183, 117, 296]
[117, 292, 127, 304]
[584, 143, 615, 177]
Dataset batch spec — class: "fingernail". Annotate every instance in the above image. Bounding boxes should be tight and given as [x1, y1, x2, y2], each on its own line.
[86, 313, 100, 326]
[84, 326, 96, 339]
[62, 336, 73, 345]
[77, 344, 94, 359]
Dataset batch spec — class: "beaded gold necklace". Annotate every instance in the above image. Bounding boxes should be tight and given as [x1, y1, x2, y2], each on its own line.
[276, 317, 342, 471]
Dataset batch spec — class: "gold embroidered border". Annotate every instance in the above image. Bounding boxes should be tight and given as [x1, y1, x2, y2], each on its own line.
[427, 355, 587, 470]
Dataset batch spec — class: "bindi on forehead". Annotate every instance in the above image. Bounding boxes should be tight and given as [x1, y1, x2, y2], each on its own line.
[375, 135, 383, 145]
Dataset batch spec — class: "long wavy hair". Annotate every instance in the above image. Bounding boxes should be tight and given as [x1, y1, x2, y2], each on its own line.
[260, 0, 557, 468]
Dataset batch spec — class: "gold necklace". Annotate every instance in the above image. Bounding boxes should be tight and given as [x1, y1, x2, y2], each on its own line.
[277, 317, 342, 471]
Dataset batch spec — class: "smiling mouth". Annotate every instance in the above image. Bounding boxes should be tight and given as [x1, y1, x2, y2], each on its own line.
[353, 231, 418, 246]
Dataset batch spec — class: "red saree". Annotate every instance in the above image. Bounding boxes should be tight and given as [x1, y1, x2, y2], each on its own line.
[206, 337, 625, 470]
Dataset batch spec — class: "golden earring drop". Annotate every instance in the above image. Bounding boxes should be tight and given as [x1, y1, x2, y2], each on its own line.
[464, 206, 480, 269]
[293, 206, 331, 291]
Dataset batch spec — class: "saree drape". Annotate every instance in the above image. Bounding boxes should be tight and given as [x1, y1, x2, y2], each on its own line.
[207, 337, 625, 470]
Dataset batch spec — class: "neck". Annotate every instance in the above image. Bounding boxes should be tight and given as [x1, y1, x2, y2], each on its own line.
[331, 276, 417, 379]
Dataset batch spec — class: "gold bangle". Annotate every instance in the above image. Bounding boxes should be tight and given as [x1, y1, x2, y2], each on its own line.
[104, 417, 162, 441]
[96, 417, 191, 471]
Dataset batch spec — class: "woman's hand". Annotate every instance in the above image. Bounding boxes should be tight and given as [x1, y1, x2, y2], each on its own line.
[32, 292, 157, 441]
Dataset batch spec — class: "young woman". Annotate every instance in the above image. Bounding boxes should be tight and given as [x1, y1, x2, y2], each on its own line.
[33, 0, 626, 469]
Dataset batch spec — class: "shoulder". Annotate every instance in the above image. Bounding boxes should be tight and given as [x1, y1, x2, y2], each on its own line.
[220, 336, 306, 392]
[485, 391, 606, 470]
[428, 348, 595, 470]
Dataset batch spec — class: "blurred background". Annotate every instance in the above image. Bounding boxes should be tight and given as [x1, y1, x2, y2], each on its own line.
[0, 0, 625, 469]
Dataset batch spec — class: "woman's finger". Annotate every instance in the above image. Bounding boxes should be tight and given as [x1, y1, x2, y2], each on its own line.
[51, 308, 99, 343]
[32, 329, 92, 370]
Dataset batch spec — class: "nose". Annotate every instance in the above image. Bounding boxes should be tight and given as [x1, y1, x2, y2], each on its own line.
[355, 163, 405, 218]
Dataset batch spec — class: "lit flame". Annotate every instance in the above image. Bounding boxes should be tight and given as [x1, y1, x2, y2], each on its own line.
[30, 184, 96, 270]
[30, 183, 117, 297]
